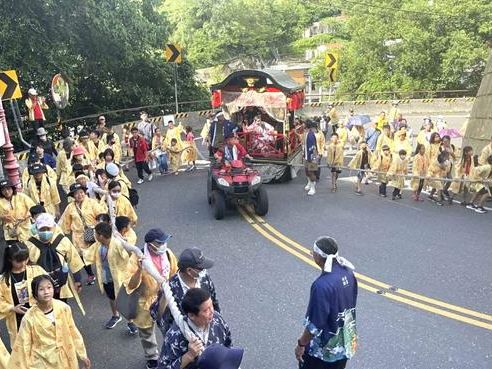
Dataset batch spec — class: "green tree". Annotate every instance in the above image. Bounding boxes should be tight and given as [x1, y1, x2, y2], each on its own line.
[0, 0, 207, 124]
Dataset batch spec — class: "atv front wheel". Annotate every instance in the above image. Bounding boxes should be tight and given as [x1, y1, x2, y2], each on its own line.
[211, 190, 226, 220]
[253, 187, 269, 216]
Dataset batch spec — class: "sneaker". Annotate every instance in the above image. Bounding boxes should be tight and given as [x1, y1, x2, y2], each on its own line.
[436, 201, 444, 206]
[105, 315, 122, 329]
[396, 194, 402, 199]
[86, 275, 96, 286]
[146, 360, 158, 369]
[355, 191, 363, 196]
[475, 206, 488, 214]
[147, 174, 153, 182]
[127, 322, 138, 335]
[304, 181, 311, 191]
[466, 204, 477, 210]
[190, 165, 197, 171]
[137, 179, 144, 184]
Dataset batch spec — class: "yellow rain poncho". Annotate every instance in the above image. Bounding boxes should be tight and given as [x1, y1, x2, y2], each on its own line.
[410, 153, 429, 191]
[59, 197, 104, 252]
[326, 142, 344, 168]
[8, 299, 88, 369]
[0, 193, 36, 242]
[388, 156, 409, 189]
[124, 250, 177, 329]
[0, 265, 46, 347]
[24, 175, 61, 217]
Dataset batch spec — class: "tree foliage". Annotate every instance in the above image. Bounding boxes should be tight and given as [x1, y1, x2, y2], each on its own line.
[335, 0, 491, 96]
[0, 0, 207, 122]
[162, 0, 338, 68]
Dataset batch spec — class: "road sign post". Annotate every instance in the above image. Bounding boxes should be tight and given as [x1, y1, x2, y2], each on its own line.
[325, 52, 339, 83]
[0, 98, 20, 187]
[164, 44, 183, 114]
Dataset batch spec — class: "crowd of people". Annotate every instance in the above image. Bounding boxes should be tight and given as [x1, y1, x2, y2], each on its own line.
[301, 104, 492, 214]
[0, 113, 245, 369]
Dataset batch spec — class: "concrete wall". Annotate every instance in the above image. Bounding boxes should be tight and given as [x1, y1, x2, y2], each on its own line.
[463, 51, 492, 151]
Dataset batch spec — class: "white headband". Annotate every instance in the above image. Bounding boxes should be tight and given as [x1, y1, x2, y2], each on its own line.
[313, 243, 355, 273]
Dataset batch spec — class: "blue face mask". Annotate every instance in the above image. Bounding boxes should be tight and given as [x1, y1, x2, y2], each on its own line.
[30, 223, 38, 236]
[38, 231, 53, 242]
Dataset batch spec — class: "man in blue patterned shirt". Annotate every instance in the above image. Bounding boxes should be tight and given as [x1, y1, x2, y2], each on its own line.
[295, 236, 358, 369]
[150, 248, 220, 338]
[158, 288, 232, 369]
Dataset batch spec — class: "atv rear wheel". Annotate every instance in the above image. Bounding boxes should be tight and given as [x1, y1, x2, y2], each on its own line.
[253, 187, 269, 216]
[211, 190, 226, 220]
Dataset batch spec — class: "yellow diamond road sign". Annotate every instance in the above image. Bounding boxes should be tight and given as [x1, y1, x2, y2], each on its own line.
[164, 44, 183, 64]
[0, 70, 22, 101]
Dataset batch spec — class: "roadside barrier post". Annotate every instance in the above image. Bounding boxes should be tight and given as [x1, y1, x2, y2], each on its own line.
[0, 99, 20, 187]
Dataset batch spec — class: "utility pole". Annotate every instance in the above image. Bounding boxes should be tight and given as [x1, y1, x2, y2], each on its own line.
[174, 63, 179, 114]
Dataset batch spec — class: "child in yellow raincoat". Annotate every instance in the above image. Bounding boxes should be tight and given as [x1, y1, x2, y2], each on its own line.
[348, 142, 372, 195]
[451, 146, 474, 206]
[426, 132, 442, 164]
[0, 243, 46, 348]
[8, 275, 90, 369]
[167, 138, 182, 175]
[56, 138, 75, 193]
[388, 149, 409, 200]
[115, 216, 137, 246]
[0, 180, 36, 243]
[393, 128, 412, 159]
[427, 151, 451, 206]
[102, 181, 138, 225]
[24, 163, 61, 218]
[83, 222, 137, 333]
[372, 144, 393, 198]
[182, 126, 198, 171]
[124, 228, 178, 367]
[375, 124, 394, 155]
[467, 155, 492, 213]
[410, 144, 429, 202]
[59, 183, 104, 285]
[326, 132, 344, 192]
[25, 213, 85, 314]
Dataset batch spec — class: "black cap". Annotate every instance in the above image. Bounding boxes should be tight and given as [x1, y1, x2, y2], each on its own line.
[144, 228, 172, 244]
[178, 248, 214, 270]
[0, 179, 14, 189]
[28, 163, 47, 175]
[68, 183, 87, 197]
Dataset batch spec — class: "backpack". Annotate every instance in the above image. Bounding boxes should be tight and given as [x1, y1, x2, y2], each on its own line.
[29, 234, 68, 290]
[128, 188, 139, 207]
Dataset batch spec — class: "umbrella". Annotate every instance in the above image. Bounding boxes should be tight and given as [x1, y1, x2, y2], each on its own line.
[347, 115, 371, 129]
[439, 128, 462, 139]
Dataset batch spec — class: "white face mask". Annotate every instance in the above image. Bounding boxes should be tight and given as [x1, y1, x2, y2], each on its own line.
[149, 242, 167, 255]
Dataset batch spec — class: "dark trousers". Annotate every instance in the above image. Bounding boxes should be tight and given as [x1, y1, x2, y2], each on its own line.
[300, 355, 347, 369]
[392, 188, 401, 197]
[136, 161, 151, 179]
[417, 179, 425, 195]
[379, 182, 387, 195]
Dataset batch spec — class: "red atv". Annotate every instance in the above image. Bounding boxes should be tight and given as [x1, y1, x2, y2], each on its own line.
[207, 160, 269, 220]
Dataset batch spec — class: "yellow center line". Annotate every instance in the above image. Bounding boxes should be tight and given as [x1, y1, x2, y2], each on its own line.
[239, 207, 492, 331]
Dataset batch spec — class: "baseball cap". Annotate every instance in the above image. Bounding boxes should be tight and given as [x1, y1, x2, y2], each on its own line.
[35, 213, 56, 229]
[144, 228, 172, 244]
[105, 163, 120, 177]
[36, 127, 47, 136]
[68, 183, 87, 197]
[178, 248, 214, 270]
[28, 163, 47, 175]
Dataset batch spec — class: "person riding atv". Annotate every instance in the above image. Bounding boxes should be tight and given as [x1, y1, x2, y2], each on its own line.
[208, 135, 268, 219]
[214, 135, 253, 166]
